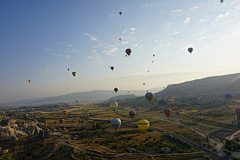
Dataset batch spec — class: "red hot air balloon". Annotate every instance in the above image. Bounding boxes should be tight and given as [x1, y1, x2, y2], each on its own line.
[63, 110, 67, 116]
[164, 108, 171, 119]
[64, 103, 67, 105]
[168, 98, 172, 102]
[28, 80, 31, 83]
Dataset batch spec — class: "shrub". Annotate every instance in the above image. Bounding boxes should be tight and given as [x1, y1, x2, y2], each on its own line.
[26, 152, 33, 157]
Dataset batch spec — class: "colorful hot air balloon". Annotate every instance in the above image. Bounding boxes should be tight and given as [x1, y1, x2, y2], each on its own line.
[182, 100, 187, 105]
[145, 92, 154, 102]
[129, 111, 136, 120]
[72, 71, 76, 77]
[164, 108, 171, 119]
[168, 98, 172, 102]
[110, 101, 118, 110]
[137, 119, 149, 133]
[119, 12, 122, 15]
[188, 47, 193, 53]
[125, 48, 132, 56]
[89, 104, 92, 106]
[110, 66, 114, 71]
[111, 118, 121, 131]
[63, 110, 67, 116]
[28, 80, 31, 83]
[225, 94, 233, 101]
[235, 107, 240, 116]
[60, 119, 65, 123]
[114, 87, 118, 93]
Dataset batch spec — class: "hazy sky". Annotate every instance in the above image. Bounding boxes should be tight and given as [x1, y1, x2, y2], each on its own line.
[1, 0, 240, 103]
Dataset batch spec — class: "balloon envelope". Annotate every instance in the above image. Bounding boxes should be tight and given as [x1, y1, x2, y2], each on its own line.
[129, 111, 136, 119]
[72, 71, 76, 77]
[164, 108, 171, 118]
[235, 107, 240, 116]
[137, 119, 149, 133]
[110, 101, 118, 110]
[188, 47, 193, 53]
[110, 66, 114, 71]
[111, 118, 121, 131]
[28, 80, 31, 83]
[125, 48, 132, 56]
[60, 119, 65, 123]
[63, 110, 67, 116]
[182, 100, 187, 105]
[114, 88, 118, 93]
[225, 94, 233, 101]
[119, 12, 122, 15]
[168, 98, 172, 102]
[145, 92, 154, 102]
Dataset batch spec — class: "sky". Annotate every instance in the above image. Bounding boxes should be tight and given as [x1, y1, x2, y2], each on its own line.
[0, 0, 240, 103]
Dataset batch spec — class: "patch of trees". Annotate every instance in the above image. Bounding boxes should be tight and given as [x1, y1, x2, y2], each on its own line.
[164, 134, 193, 148]
[225, 140, 240, 151]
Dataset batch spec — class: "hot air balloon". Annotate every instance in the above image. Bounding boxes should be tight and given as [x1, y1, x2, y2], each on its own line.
[119, 38, 121, 41]
[60, 119, 65, 123]
[125, 48, 132, 56]
[137, 107, 140, 111]
[110, 101, 118, 110]
[111, 118, 121, 131]
[107, 108, 109, 111]
[129, 111, 136, 120]
[31, 108, 33, 111]
[152, 61, 153, 63]
[20, 109, 23, 112]
[182, 100, 187, 105]
[64, 103, 67, 105]
[76, 100, 78, 103]
[63, 110, 67, 116]
[94, 92, 96, 93]
[235, 107, 240, 116]
[23, 114, 28, 118]
[148, 70, 149, 72]
[153, 54, 155, 57]
[68, 68, 70, 71]
[145, 92, 154, 102]
[114, 87, 118, 93]
[119, 12, 122, 15]
[220, 0, 223, 3]
[125, 55, 127, 57]
[72, 71, 76, 77]
[188, 47, 193, 53]
[28, 80, 31, 83]
[164, 108, 171, 119]
[89, 104, 92, 106]
[168, 98, 172, 102]
[110, 66, 114, 71]
[172, 99, 174, 103]
[143, 83, 145, 85]
[137, 119, 149, 133]
[225, 94, 233, 101]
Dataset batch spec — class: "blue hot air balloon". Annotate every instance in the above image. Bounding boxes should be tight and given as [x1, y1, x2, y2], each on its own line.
[225, 94, 233, 101]
[182, 100, 187, 105]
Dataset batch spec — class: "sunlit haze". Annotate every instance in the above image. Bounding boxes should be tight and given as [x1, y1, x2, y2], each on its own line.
[1, 0, 240, 103]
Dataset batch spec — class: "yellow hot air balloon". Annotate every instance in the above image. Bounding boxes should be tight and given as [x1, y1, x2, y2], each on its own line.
[110, 101, 118, 111]
[137, 119, 149, 133]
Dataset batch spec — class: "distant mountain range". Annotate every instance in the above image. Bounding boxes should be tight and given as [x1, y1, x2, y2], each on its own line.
[0, 87, 163, 107]
[2, 73, 240, 108]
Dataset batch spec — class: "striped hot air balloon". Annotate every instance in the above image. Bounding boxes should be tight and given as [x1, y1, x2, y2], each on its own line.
[164, 108, 171, 119]
[145, 92, 154, 102]
[63, 110, 67, 116]
[235, 107, 240, 116]
[72, 71, 76, 77]
[225, 94, 233, 101]
[137, 119, 149, 133]
[60, 119, 65, 123]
